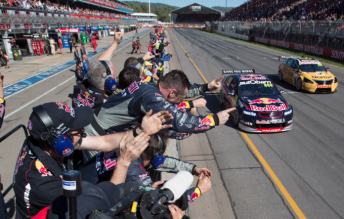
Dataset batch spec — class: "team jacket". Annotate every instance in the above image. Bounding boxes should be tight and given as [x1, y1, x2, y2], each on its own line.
[69, 81, 117, 116]
[84, 78, 216, 137]
[0, 100, 5, 129]
[80, 48, 86, 56]
[13, 138, 65, 219]
[74, 67, 84, 83]
[92, 152, 202, 204]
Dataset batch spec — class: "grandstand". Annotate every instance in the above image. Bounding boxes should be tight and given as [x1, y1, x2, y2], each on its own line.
[0, 0, 137, 59]
[224, 0, 344, 21]
[170, 3, 222, 26]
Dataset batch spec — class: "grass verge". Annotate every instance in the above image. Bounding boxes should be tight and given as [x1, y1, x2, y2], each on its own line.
[199, 29, 344, 68]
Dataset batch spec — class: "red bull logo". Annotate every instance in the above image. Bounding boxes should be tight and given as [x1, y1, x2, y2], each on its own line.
[139, 173, 147, 180]
[250, 104, 287, 112]
[56, 102, 75, 117]
[178, 102, 189, 110]
[188, 188, 201, 203]
[199, 115, 215, 126]
[62, 148, 72, 156]
[80, 91, 95, 102]
[35, 160, 52, 177]
[248, 98, 282, 104]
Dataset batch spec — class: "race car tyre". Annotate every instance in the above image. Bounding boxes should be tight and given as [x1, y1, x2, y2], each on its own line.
[278, 71, 283, 81]
[296, 78, 302, 91]
[233, 110, 240, 127]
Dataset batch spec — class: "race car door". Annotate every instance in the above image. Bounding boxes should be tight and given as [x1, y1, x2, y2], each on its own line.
[226, 78, 238, 109]
[283, 59, 294, 84]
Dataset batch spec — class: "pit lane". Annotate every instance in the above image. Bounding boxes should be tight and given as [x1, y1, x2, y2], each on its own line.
[169, 27, 344, 219]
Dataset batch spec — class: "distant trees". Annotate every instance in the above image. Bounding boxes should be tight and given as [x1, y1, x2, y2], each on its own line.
[124, 1, 177, 22]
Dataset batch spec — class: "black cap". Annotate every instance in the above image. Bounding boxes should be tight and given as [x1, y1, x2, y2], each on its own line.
[48, 181, 120, 219]
[28, 102, 94, 140]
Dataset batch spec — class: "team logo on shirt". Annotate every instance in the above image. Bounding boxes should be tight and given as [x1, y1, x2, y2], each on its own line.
[35, 160, 52, 177]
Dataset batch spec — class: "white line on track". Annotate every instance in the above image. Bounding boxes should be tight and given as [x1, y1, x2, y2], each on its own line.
[5, 76, 75, 119]
[4, 31, 150, 119]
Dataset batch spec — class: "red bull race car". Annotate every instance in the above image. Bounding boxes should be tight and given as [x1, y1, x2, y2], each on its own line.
[219, 69, 293, 133]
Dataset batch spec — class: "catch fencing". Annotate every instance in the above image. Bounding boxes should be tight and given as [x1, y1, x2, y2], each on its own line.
[215, 20, 344, 50]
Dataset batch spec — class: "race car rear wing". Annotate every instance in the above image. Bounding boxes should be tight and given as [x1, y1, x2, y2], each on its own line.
[278, 56, 300, 61]
[222, 69, 255, 74]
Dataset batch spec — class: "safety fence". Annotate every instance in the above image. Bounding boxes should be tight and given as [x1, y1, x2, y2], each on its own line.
[212, 20, 344, 61]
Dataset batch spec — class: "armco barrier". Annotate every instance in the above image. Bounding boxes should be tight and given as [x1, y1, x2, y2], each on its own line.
[217, 31, 251, 41]
[253, 37, 344, 61]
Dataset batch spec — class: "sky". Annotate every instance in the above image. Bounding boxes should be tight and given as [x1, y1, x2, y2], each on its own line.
[123, 0, 248, 8]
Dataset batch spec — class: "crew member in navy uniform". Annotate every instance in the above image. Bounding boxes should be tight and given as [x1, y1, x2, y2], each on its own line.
[74, 46, 80, 63]
[13, 102, 171, 219]
[75, 61, 85, 84]
[80, 43, 86, 56]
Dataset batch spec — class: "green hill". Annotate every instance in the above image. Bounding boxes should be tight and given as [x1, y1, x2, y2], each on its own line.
[124, 1, 178, 22]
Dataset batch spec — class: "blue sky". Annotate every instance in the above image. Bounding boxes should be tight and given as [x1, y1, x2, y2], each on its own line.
[124, 0, 247, 8]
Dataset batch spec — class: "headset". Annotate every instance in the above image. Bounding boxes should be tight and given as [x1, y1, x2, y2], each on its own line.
[151, 133, 166, 169]
[99, 60, 117, 92]
[32, 105, 75, 157]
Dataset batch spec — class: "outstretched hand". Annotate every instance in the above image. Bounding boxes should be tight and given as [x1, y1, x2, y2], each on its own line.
[142, 51, 155, 61]
[141, 109, 173, 135]
[118, 131, 150, 166]
[208, 76, 224, 91]
[114, 32, 123, 44]
[217, 107, 236, 125]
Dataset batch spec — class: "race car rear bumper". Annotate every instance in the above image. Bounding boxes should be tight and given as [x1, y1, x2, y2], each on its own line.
[238, 123, 293, 133]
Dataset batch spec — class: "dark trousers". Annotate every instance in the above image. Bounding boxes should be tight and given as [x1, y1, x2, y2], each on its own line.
[69, 43, 73, 53]
[131, 47, 137, 54]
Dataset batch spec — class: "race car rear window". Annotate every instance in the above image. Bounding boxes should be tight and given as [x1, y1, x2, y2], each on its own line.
[299, 64, 326, 72]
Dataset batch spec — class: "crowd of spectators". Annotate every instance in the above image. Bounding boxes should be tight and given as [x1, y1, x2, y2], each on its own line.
[176, 13, 220, 23]
[0, 0, 134, 17]
[222, 0, 344, 22]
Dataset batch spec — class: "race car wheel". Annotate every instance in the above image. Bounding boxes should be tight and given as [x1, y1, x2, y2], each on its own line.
[233, 110, 240, 127]
[296, 78, 302, 91]
[278, 71, 283, 81]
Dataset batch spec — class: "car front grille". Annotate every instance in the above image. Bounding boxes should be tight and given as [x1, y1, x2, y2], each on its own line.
[258, 112, 283, 118]
[315, 88, 332, 93]
[313, 79, 333, 85]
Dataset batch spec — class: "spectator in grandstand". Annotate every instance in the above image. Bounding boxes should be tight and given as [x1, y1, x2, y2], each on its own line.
[13, 102, 172, 219]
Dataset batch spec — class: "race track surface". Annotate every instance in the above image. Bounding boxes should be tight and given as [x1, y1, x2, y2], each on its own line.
[169, 28, 344, 219]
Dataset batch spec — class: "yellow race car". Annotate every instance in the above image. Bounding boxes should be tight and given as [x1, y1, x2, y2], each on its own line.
[278, 56, 338, 93]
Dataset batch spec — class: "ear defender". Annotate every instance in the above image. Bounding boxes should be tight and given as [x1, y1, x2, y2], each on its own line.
[52, 135, 74, 157]
[99, 60, 117, 91]
[151, 133, 166, 169]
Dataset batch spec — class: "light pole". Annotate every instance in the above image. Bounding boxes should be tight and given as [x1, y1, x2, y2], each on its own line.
[149, 0, 150, 14]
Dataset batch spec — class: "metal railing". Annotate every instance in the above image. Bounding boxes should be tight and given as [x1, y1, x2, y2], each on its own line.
[215, 20, 344, 50]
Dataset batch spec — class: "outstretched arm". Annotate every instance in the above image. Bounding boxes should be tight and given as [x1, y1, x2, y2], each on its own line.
[97, 32, 123, 61]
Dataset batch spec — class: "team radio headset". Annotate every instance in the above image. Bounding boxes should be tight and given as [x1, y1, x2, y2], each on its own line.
[99, 60, 117, 92]
[151, 133, 166, 169]
[32, 105, 86, 158]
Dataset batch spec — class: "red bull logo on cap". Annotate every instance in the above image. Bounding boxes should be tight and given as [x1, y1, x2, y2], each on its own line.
[248, 98, 282, 105]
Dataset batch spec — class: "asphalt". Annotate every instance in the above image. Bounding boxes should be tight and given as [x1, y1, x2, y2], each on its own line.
[168, 27, 344, 219]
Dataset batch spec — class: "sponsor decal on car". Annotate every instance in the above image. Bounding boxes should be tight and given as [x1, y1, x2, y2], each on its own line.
[284, 109, 293, 116]
[317, 85, 332, 88]
[256, 119, 285, 124]
[240, 76, 266, 80]
[311, 76, 332, 79]
[257, 127, 284, 133]
[243, 110, 257, 116]
[248, 98, 283, 104]
[250, 104, 287, 111]
[239, 81, 271, 85]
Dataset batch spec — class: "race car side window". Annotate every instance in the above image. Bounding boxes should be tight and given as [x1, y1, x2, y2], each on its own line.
[286, 59, 293, 67]
[229, 78, 237, 94]
[291, 61, 299, 70]
[225, 76, 232, 88]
